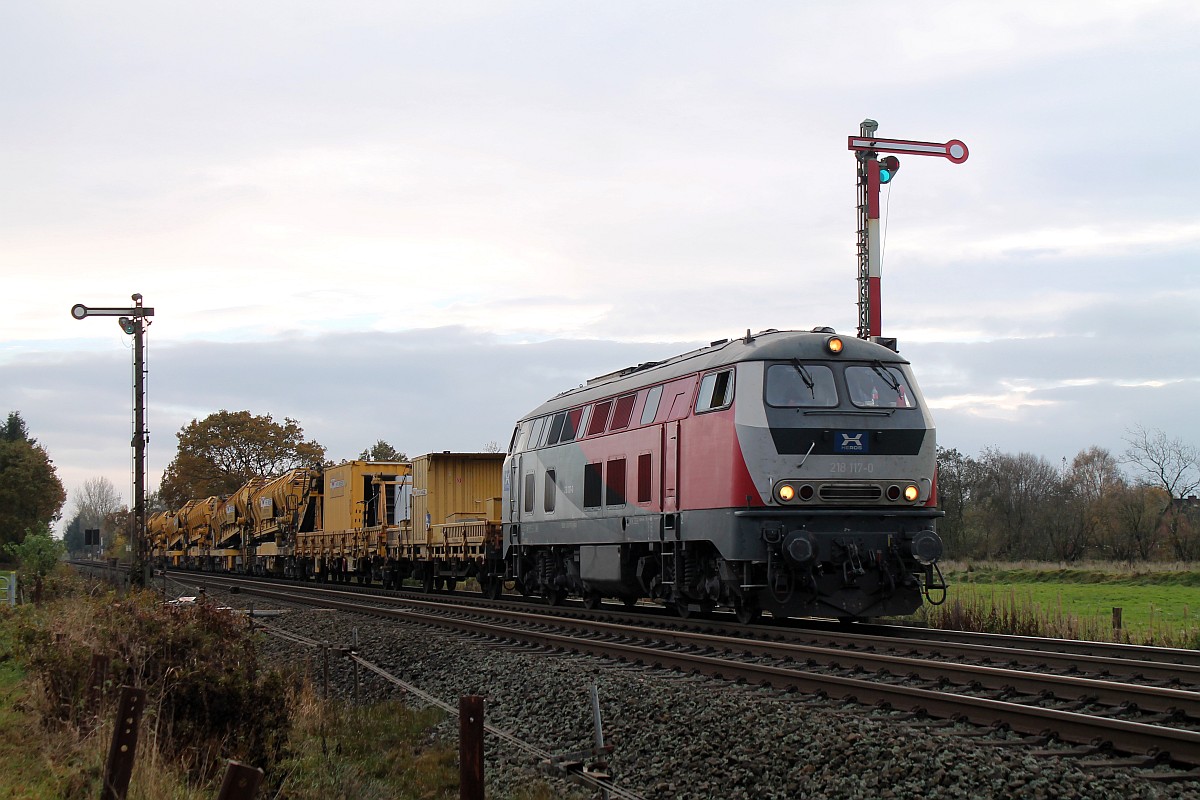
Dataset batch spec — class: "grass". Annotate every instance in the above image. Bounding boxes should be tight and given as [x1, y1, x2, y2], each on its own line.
[274, 684, 458, 800]
[916, 560, 1200, 648]
[0, 571, 573, 799]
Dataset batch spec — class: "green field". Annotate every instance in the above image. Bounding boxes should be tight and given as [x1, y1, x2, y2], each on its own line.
[922, 563, 1200, 647]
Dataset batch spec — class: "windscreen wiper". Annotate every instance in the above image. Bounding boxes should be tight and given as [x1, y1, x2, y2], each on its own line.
[871, 361, 901, 393]
[791, 358, 816, 398]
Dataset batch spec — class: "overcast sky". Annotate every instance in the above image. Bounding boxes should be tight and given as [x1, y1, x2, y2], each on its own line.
[2, 1, 1198, 524]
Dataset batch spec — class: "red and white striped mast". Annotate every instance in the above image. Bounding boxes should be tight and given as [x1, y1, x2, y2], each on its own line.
[849, 119, 968, 343]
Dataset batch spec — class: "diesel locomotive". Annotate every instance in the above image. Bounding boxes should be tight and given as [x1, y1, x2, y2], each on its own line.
[495, 327, 945, 622]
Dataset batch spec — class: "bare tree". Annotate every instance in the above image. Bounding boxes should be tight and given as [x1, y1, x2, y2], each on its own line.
[1123, 426, 1200, 560]
[71, 476, 122, 536]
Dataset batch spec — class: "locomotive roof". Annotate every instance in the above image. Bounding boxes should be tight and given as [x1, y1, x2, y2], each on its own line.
[523, 328, 909, 419]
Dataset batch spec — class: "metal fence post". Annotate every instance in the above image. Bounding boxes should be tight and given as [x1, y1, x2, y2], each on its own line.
[102, 686, 145, 800]
[459, 695, 485, 800]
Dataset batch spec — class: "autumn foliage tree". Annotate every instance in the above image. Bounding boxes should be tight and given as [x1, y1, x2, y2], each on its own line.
[158, 411, 326, 508]
[0, 411, 66, 550]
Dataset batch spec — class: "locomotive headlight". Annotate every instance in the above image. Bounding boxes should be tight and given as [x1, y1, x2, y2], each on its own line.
[777, 484, 796, 502]
[825, 336, 844, 355]
[904, 484, 920, 502]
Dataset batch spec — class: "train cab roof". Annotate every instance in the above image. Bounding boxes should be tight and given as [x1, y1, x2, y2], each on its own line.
[526, 328, 909, 419]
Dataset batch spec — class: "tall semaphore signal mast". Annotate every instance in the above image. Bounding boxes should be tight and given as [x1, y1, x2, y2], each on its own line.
[848, 119, 968, 346]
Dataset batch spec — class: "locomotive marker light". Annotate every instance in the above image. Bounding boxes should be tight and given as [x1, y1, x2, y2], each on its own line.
[848, 120, 968, 341]
[70, 294, 154, 588]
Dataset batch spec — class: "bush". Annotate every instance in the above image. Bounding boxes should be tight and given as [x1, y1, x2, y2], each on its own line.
[8, 582, 292, 783]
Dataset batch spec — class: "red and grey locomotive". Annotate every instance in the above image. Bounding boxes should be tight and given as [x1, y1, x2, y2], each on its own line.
[498, 327, 945, 622]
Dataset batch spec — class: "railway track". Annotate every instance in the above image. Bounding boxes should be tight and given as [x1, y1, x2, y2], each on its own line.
[171, 569, 1200, 774]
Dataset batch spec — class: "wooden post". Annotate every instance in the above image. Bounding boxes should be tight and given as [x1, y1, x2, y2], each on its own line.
[87, 653, 111, 714]
[322, 644, 329, 699]
[1112, 607, 1123, 630]
[102, 686, 145, 800]
[459, 695, 485, 800]
[216, 760, 264, 800]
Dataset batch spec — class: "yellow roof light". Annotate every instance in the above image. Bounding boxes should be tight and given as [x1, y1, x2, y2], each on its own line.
[826, 336, 844, 355]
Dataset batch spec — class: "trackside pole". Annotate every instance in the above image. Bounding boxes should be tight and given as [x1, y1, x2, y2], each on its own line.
[102, 686, 145, 800]
[460, 695, 485, 800]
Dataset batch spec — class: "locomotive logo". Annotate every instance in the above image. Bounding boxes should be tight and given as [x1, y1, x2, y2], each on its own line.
[835, 431, 868, 453]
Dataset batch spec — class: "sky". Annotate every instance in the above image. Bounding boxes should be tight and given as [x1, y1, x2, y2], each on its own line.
[2, 1, 1198, 526]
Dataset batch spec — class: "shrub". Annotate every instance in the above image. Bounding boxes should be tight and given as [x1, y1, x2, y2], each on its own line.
[9, 583, 292, 783]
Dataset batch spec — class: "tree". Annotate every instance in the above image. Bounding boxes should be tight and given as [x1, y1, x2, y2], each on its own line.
[1106, 484, 1167, 563]
[158, 411, 326, 508]
[0, 412, 66, 550]
[2, 412, 32, 443]
[4, 522, 64, 604]
[62, 513, 85, 554]
[935, 447, 978, 558]
[972, 449, 1062, 559]
[71, 476, 122, 537]
[1123, 426, 1200, 560]
[358, 439, 407, 462]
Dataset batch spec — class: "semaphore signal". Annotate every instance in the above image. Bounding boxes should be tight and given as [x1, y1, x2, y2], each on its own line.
[848, 120, 968, 343]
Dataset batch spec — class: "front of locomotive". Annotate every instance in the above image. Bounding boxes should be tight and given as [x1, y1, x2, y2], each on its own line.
[733, 329, 944, 620]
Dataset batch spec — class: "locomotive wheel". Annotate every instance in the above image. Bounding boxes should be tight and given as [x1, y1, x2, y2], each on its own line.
[483, 577, 503, 600]
[582, 591, 602, 610]
[734, 601, 762, 625]
[544, 588, 567, 606]
[622, 596, 639, 609]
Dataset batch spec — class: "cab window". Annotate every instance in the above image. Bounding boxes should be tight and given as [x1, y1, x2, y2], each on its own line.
[765, 364, 838, 408]
[695, 369, 734, 413]
[844, 365, 917, 409]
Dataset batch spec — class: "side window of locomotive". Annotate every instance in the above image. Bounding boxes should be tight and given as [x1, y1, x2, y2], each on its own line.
[587, 400, 613, 436]
[544, 470, 556, 513]
[509, 424, 523, 454]
[844, 365, 917, 409]
[523, 473, 535, 513]
[609, 393, 636, 430]
[640, 385, 662, 425]
[695, 369, 735, 413]
[606, 458, 626, 506]
[584, 462, 603, 508]
[546, 412, 567, 445]
[765, 364, 838, 408]
[559, 407, 584, 443]
[528, 416, 547, 450]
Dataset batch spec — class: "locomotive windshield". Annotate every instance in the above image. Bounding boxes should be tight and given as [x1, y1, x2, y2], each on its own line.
[845, 364, 916, 408]
[765, 364, 838, 407]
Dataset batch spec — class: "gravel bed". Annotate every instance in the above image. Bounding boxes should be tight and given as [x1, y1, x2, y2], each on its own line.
[217, 589, 1200, 800]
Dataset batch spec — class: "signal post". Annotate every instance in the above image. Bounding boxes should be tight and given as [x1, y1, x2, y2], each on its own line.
[70, 295, 154, 587]
[848, 120, 968, 341]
